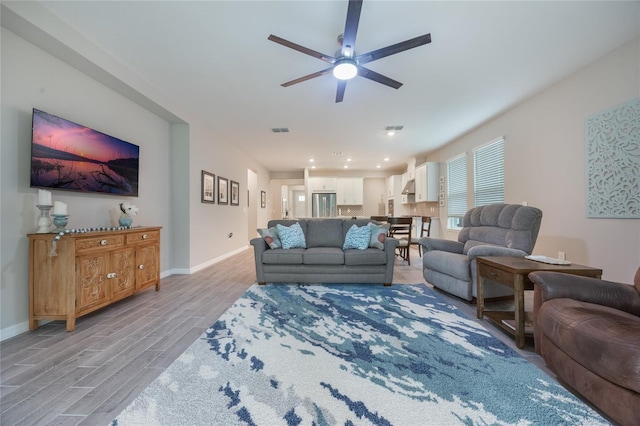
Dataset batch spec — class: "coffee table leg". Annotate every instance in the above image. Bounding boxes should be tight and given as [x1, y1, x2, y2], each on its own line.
[477, 273, 485, 319]
[514, 274, 525, 348]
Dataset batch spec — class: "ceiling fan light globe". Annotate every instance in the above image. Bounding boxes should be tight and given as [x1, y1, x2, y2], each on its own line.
[333, 60, 358, 80]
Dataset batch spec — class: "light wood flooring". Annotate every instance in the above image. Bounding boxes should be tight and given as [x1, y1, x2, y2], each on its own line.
[1, 247, 553, 425]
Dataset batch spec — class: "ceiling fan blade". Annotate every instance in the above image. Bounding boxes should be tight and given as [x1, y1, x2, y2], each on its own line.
[356, 34, 431, 65]
[341, 0, 363, 57]
[268, 34, 335, 64]
[281, 67, 333, 87]
[357, 66, 403, 89]
[335, 80, 347, 103]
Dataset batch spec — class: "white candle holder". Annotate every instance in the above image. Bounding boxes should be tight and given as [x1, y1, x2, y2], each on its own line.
[36, 205, 53, 233]
[51, 214, 70, 233]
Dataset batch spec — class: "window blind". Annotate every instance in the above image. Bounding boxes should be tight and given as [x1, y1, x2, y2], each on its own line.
[447, 154, 467, 217]
[474, 138, 504, 207]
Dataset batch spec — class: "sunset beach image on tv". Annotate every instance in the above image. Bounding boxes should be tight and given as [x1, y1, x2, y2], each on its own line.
[30, 109, 139, 196]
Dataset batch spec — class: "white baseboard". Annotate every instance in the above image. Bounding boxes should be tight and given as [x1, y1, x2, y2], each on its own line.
[187, 245, 250, 274]
[1, 321, 36, 342]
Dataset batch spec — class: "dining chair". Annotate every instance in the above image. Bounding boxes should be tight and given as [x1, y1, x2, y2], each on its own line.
[370, 215, 388, 223]
[411, 216, 432, 257]
[388, 217, 412, 265]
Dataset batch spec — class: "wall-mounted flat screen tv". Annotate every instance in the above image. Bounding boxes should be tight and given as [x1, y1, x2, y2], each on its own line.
[30, 108, 139, 196]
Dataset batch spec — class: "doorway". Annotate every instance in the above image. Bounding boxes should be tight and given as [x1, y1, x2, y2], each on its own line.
[247, 169, 257, 242]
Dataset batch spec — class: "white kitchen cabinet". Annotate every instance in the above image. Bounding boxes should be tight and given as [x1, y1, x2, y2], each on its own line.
[336, 177, 363, 205]
[386, 175, 401, 198]
[415, 162, 439, 202]
[406, 158, 416, 180]
[309, 177, 337, 192]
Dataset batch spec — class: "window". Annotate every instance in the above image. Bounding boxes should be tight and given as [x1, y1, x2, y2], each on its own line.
[447, 154, 467, 229]
[474, 138, 504, 207]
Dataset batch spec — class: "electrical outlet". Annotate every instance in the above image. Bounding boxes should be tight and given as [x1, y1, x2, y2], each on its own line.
[558, 251, 566, 260]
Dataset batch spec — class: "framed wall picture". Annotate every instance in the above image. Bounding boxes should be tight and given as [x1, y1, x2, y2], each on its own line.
[201, 170, 215, 204]
[261, 191, 266, 208]
[218, 176, 228, 205]
[230, 180, 239, 206]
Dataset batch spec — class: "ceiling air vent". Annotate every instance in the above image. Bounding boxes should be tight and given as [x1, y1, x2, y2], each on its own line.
[384, 125, 404, 131]
[271, 128, 290, 133]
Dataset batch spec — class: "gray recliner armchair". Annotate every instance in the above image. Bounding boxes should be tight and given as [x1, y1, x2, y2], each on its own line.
[420, 204, 543, 301]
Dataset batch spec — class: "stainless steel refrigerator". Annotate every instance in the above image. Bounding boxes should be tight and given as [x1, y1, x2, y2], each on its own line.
[312, 193, 337, 217]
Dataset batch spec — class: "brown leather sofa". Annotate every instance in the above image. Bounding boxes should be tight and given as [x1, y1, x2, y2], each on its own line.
[530, 268, 640, 426]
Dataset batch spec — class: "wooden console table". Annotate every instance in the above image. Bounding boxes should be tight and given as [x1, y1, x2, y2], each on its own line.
[476, 256, 602, 348]
[28, 226, 161, 332]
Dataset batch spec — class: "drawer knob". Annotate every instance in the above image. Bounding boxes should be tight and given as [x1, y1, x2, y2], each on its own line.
[100, 239, 108, 246]
[138, 264, 144, 270]
[106, 272, 117, 279]
[142, 234, 148, 239]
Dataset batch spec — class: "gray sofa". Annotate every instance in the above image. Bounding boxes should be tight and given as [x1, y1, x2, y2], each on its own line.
[250, 218, 399, 286]
[420, 204, 543, 301]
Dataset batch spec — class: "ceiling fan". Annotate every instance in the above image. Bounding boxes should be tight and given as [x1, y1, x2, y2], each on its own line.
[268, 0, 431, 103]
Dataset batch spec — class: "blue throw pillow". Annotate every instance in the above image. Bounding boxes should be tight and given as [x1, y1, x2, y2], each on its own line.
[257, 227, 281, 249]
[343, 224, 371, 250]
[367, 222, 389, 250]
[276, 222, 306, 249]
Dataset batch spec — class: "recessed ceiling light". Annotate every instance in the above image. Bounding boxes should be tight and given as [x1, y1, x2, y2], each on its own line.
[346, 158, 352, 162]
[387, 131, 395, 136]
[376, 164, 381, 168]
[311, 165, 316, 169]
[344, 165, 348, 169]
[309, 158, 314, 163]
[384, 157, 390, 162]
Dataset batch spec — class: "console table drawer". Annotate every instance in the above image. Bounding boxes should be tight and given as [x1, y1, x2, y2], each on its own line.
[76, 235, 124, 255]
[477, 262, 514, 287]
[126, 230, 159, 245]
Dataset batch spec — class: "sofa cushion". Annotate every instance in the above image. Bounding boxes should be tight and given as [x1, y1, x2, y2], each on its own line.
[423, 251, 471, 282]
[538, 298, 640, 393]
[257, 227, 281, 249]
[277, 223, 306, 249]
[634, 266, 640, 293]
[462, 240, 501, 255]
[262, 248, 305, 265]
[458, 204, 542, 253]
[344, 248, 387, 266]
[342, 219, 373, 241]
[306, 219, 343, 248]
[303, 247, 345, 265]
[268, 220, 308, 239]
[343, 224, 371, 250]
[367, 222, 389, 250]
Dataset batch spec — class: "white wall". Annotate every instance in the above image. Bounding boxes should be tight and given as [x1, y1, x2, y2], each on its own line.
[1, 29, 172, 338]
[426, 37, 640, 283]
[0, 21, 273, 338]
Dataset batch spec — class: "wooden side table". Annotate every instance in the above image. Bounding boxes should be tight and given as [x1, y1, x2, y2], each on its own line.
[476, 256, 602, 348]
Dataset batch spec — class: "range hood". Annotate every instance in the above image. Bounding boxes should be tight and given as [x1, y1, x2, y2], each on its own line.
[401, 179, 415, 195]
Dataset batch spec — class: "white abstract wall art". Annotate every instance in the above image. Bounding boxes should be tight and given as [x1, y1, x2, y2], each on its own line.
[585, 97, 639, 218]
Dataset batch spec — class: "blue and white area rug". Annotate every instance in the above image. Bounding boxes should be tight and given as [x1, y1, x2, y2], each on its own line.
[111, 283, 608, 425]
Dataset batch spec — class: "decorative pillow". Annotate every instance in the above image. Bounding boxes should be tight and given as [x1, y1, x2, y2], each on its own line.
[343, 224, 371, 250]
[367, 222, 389, 250]
[276, 222, 306, 249]
[257, 227, 281, 249]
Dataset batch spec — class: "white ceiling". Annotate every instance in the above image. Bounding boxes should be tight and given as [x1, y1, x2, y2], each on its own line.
[15, 1, 640, 173]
